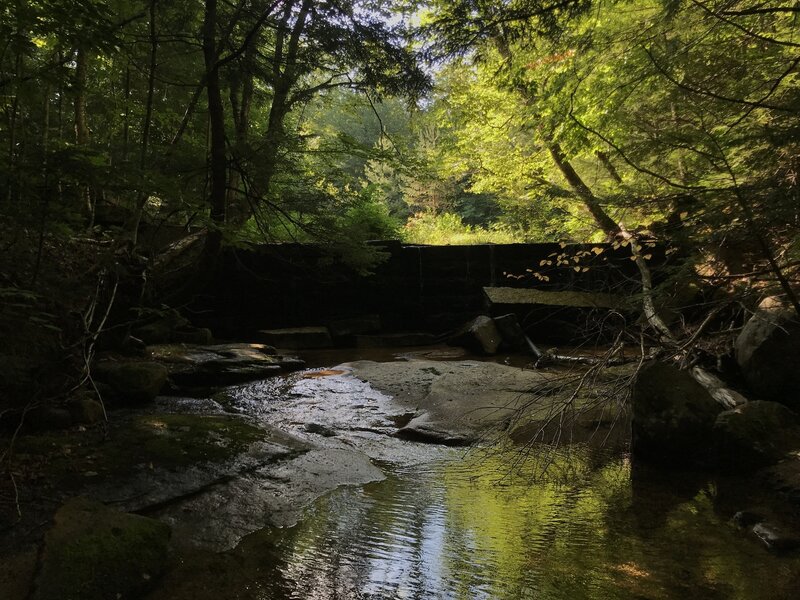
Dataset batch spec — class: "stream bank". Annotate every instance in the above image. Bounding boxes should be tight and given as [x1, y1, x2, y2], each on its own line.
[2, 345, 800, 599]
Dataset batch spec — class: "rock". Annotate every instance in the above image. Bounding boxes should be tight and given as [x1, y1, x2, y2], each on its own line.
[732, 510, 765, 529]
[631, 362, 723, 466]
[735, 297, 800, 408]
[149, 343, 304, 387]
[304, 422, 337, 437]
[761, 456, 800, 506]
[713, 401, 800, 470]
[67, 396, 105, 425]
[493, 313, 529, 351]
[92, 361, 168, 404]
[447, 315, 502, 355]
[350, 359, 625, 447]
[132, 309, 190, 345]
[257, 327, 333, 349]
[483, 286, 623, 309]
[34, 497, 171, 600]
[327, 315, 381, 338]
[170, 327, 213, 345]
[354, 332, 437, 347]
[752, 521, 800, 552]
[690, 366, 748, 409]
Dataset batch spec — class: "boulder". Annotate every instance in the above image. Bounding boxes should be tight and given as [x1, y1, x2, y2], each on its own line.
[447, 315, 501, 355]
[67, 396, 105, 425]
[631, 362, 723, 466]
[92, 361, 168, 404]
[493, 313, 529, 351]
[131, 309, 190, 345]
[257, 327, 333, 349]
[735, 297, 800, 408]
[170, 326, 213, 345]
[34, 497, 171, 600]
[713, 401, 800, 470]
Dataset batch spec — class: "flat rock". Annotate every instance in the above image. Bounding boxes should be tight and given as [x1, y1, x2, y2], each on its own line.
[349, 359, 627, 446]
[149, 343, 304, 387]
[483, 287, 623, 309]
[257, 327, 333, 349]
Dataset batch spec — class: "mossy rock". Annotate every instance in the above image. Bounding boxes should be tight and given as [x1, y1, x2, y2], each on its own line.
[93, 361, 168, 404]
[34, 497, 171, 600]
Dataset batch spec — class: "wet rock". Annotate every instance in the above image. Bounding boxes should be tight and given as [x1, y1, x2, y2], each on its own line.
[350, 359, 604, 446]
[305, 422, 337, 437]
[735, 297, 800, 408]
[494, 313, 529, 351]
[631, 362, 722, 466]
[34, 497, 170, 600]
[752, 521, 800, 552]
[447, 315, 501, 355]
[690, 366, 748, 409]
[92, 361, 168, 404]
[713, 401, 800, 470]
[257, 327, 333, 349]
[327, 315, 381, 338]
[354, 332, 437, 347]
[149, 343, 303, 387]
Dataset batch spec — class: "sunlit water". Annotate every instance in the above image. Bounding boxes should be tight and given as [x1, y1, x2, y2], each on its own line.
[217, 449, 797, 600]
[151, 356, 800, 600]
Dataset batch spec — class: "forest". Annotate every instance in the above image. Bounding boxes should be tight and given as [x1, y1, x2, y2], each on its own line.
[1, 1, 800, 598]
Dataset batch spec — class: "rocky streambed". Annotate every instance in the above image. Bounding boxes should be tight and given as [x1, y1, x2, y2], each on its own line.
[3, 346, 800, 599]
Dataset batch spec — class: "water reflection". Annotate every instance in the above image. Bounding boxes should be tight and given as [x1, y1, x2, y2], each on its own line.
[194, 446, 800, 600]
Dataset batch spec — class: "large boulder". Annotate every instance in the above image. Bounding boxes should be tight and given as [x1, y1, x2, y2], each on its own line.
[631, 362, 723, 466]
[92, 361, 168, 404]
[34, 497, 171, 600]
[447, 315, 501, 355]
[713, 401, 800, 470]
[493, 313, 530, 352]
[735, 297, 800, 409]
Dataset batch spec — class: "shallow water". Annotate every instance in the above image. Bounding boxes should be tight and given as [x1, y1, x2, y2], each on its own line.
[151, 354, 800, 600]
[215, 448, 797, 600]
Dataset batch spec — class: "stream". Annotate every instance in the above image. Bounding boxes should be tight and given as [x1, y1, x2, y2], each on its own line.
[147, 349, 800, 599]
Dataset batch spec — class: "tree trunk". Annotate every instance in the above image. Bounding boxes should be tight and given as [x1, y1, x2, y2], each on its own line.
[74, 45, 92, 221]
[130, 0, 158, 246]
[202, 0, 227, 258]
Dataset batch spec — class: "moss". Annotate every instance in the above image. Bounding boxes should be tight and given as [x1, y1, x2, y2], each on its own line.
[35, 497, 171, 600]
[9, 413, 266, 488]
